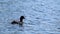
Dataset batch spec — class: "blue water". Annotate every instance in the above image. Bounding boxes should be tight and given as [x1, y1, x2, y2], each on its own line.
[0, 0, 60, 34]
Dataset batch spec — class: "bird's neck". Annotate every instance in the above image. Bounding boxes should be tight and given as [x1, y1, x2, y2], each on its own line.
[20, 19, 23, 22]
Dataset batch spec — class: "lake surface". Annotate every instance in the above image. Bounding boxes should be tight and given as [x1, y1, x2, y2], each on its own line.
[0, 0, 60, 34]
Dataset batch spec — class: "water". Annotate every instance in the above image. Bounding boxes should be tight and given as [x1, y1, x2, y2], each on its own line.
[0, 0, 60, 34]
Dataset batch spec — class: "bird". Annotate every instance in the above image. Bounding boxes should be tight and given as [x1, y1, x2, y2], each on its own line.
[11, 16, 25, 26]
